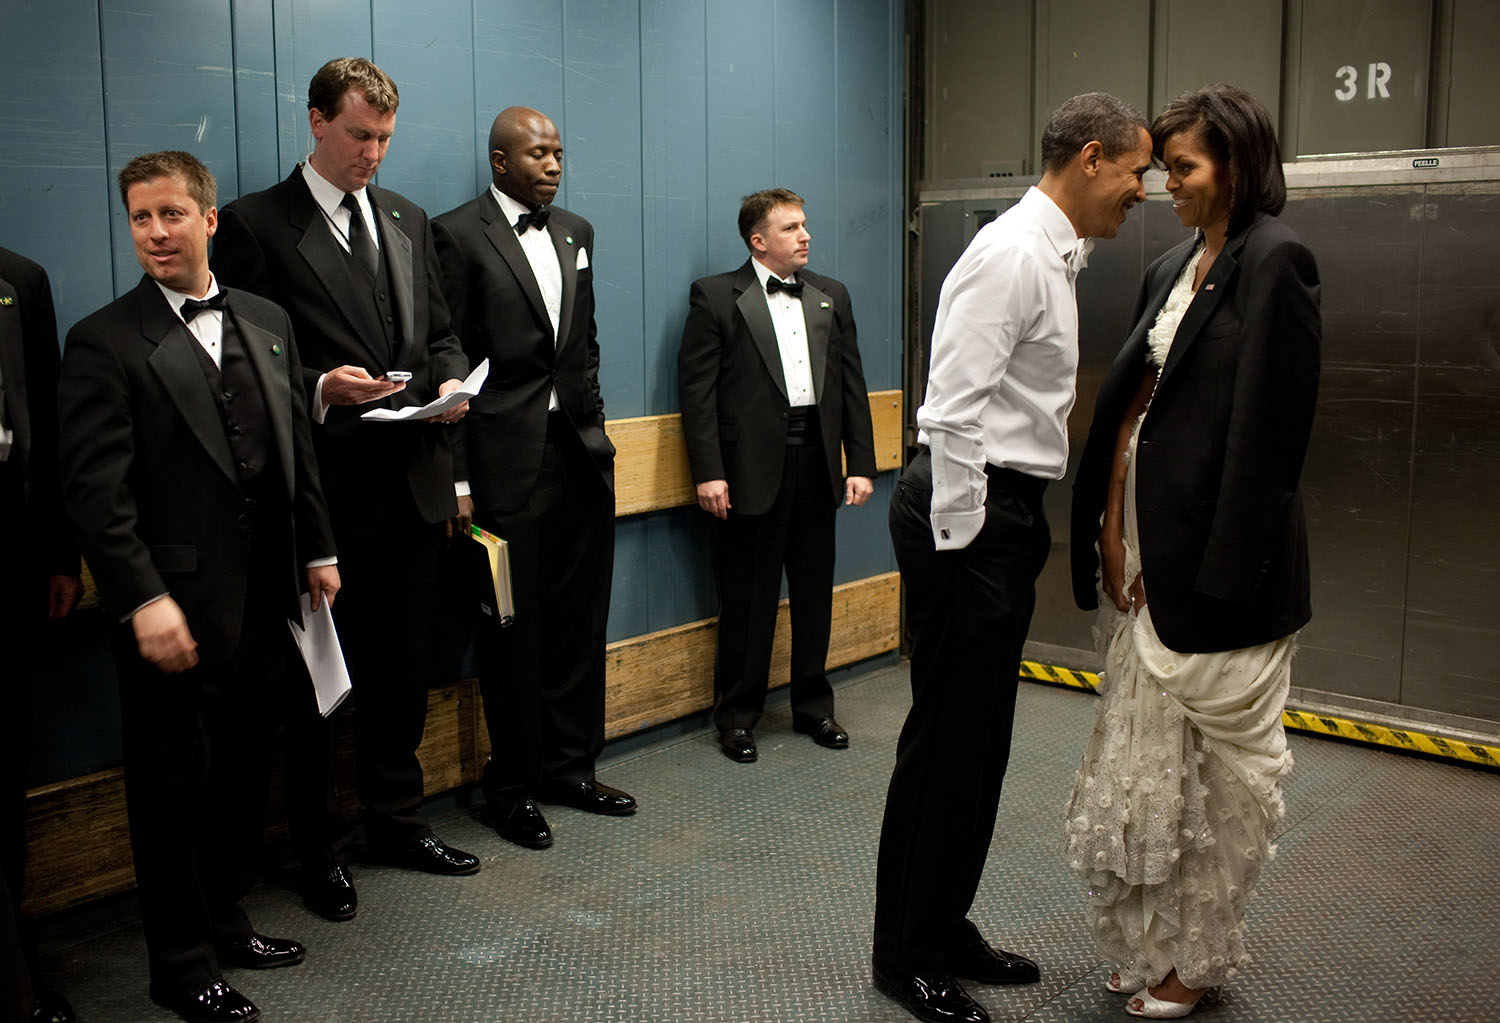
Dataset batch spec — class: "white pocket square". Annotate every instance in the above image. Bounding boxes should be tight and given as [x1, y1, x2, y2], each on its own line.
[576, 247, 590, 270]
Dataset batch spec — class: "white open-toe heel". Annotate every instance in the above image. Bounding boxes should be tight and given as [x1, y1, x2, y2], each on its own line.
[1124, 987, 1217, 1018]
[1106, 971, 1145, 995]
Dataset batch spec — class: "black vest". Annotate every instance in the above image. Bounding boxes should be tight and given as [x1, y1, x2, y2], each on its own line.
[340, 222, 401, 367]
[189, 312, 275, 497]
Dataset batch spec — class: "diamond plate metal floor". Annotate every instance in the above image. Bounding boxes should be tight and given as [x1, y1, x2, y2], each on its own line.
[37, 663, 1500, 1022]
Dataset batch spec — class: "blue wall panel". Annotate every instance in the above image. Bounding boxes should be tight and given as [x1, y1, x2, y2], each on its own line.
[640, 0, 708, 415]
[373, 0, 479, 216]
[1, 0, 904, 784]
[563, 0, 647, 419]
[0, 0, 114, 337]
[230, 1, 283, 196]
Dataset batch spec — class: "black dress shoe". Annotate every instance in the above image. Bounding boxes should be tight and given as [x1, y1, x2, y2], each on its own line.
[150, 979, 260, 1023]
[31, 981, 74, 1022]
[216, 933, 307, 970]
[303, 864, 357, 921]
[538, 779, 638, 816]
[491, 796, 553, 849]
[872, 962, 989, 1023]
[369, 834, 481, 876]
[720, 728, 757, 762]
[794, 716, 850, 749]
[949, 933, 1039, 985]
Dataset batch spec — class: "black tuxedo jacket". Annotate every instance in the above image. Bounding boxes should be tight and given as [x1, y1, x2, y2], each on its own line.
[1071, 214, 1321, 653]
[211, 168, 467, 523]
[677, 260, 877, 517]
[0, 245, 75, 577]
[59, 277, 336, 663]
[432, 192, 613, 514]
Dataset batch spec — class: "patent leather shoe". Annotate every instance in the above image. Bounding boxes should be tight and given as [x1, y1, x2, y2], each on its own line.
[369, 834, 481, 875]
[538, 779, 638, 816]
[216, 933, 307, 970]
[302, 864, 357, 921]
[150, 979, 260, 1023]
[794, 716, 850, 749]
[872, 961, 989, 1023]
[30, 981, 74, 1022]
[949, 928, 1040, 985]
[491, 797, 553, 849]
[720, 728, 757, 762]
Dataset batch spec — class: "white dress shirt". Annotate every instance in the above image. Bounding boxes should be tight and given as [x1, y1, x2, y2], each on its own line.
[302, 160, 379, 258]
[749, 257, 816, 407]
[491, 185, 564, 413]
[917, 186, 1092, 550]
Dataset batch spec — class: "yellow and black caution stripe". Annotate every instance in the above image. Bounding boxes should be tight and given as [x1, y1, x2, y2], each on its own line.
[1019, 660, 1500, 770]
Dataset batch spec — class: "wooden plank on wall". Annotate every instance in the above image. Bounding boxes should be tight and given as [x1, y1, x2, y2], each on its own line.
[612, 389, 903, 516]
[22, 572, 900, 917]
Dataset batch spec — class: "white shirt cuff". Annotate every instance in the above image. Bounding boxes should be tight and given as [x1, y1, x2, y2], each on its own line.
[313, 373, 330, 424]
[124, 593, 169, 623]
[931, 509, 985, 550]
[304, 557, 338, 569]
[455, 481, 471, 497]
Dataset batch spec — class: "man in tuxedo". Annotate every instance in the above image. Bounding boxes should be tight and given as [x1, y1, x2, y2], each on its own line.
[1, 245, 82, 1023]
[432, 106, 635, 850]
[677, 189, 877, 764]
[212, 57, 479, 919]
[59, 150, 339, 1023]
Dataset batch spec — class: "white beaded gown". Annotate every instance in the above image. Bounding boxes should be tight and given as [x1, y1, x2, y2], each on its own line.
[1062, 245, 1296, 991]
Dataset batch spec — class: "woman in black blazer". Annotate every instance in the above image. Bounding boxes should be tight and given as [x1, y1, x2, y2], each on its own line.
[1063, 85, 1321, 1019]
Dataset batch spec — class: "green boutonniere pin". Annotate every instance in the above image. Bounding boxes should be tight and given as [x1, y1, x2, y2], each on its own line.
[391, 211, 401, 220]
[0, 296, 13, 306]
[820, 301, 830, 309]
[271, 344, 283, 356]
[566, 235, 574, 245]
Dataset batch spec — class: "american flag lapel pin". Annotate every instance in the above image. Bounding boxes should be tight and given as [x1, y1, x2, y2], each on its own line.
[1205, 283, 1215, 291]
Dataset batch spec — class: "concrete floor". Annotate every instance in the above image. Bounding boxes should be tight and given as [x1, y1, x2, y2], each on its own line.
[36, 662, 1500, 1022]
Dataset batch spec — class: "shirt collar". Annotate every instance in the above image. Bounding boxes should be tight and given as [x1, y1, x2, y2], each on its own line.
[302, 159, 367, 219]
[749, 256, 796, 292]
[490, 184, 542, 229]
[1020, 186, 1093, 273]
[156, 274, 222, 321]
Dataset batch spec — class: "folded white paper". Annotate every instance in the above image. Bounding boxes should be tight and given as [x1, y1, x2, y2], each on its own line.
[287, 592, 353, 717]
[360, 358, 489, 422]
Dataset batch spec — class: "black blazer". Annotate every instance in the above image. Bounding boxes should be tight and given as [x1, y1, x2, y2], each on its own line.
[211, 168, 468, 524]
[1070, 214, 1321, 653]
[59, 278, 336, 663]
[677, 260, 877, 516]
[0, 245, 76, 577]
[432, 192, 613, 514]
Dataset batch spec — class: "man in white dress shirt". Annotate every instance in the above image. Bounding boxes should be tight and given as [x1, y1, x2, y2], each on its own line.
[871, 94, 1153, 1023]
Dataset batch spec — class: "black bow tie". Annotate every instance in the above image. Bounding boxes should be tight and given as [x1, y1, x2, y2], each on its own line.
[180, 292, 226, 323]
[514, 207, 551, 234]
[765, 276, 803, 298]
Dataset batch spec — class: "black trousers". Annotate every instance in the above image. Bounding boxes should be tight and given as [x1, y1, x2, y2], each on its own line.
[711, 441, 837, 732]
[116, 544, 289, 997]
[872, 449, 1050, 974]
[285, 473, 442, 866]
[477, 413, 614, 801]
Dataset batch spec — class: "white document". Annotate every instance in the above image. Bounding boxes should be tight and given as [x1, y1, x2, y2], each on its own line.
[287, 592, 353, 717]
[360, 358, 489, 422]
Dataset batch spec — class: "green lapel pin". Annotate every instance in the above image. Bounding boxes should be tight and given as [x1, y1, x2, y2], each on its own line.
[271, 344, 283, 356]
[820, 301, 830, 309]
[0, 296, 13, 306]
[391, 211, 401, 220]
[566, 235, 574, 245]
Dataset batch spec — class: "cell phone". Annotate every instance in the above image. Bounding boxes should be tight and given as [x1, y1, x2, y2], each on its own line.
[383, 371, 413, 382]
